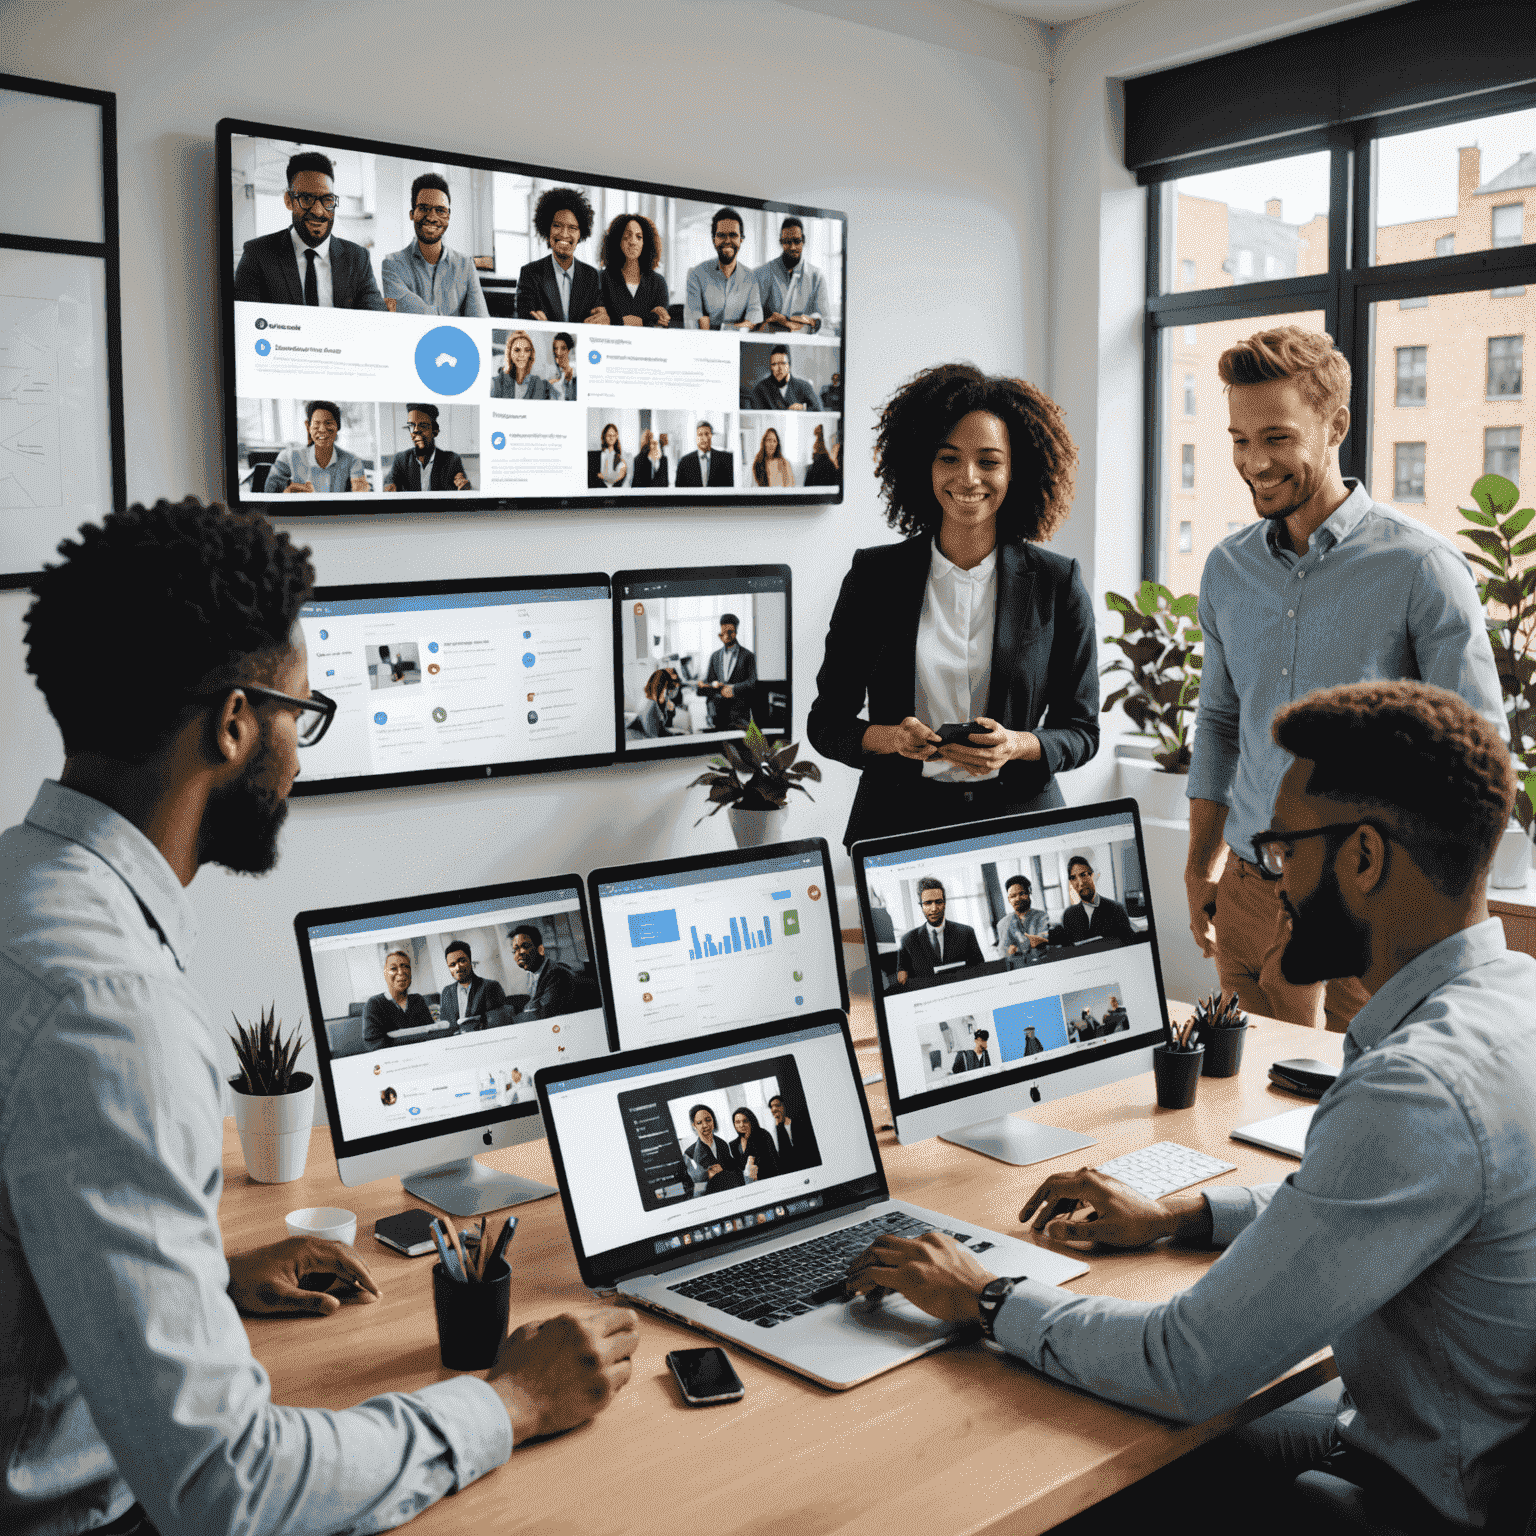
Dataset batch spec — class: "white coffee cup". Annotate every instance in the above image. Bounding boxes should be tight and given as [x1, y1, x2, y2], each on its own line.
[285, 1206, 358, 1246]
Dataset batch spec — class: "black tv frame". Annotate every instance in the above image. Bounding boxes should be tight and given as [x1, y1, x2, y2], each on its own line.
[216, 115, 846, 518]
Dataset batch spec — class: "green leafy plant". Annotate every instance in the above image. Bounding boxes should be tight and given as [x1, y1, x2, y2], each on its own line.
[229, 1003, 310, 1096]
[1457, 471, 1536, 829]
[689, 718, 822, 823]
[1100, 581, 1203, 773]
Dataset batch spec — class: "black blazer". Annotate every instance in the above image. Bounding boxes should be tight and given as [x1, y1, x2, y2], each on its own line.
[683, 1135, 744, 1192]
[361, 993, 442, 1051]
[1060, 896, 1135, 944]
[599, 267, 670, 325]
[733, 1128, 779, 1182]
[512, 960, 577, 1020]
[515, 255, 602, 323]
[587, 449, 628, 489]
[807, 536, 1099, 847]
[631, 452, 669, 488]
[436, 975, 507, 1030]
[895, 920, 985, 978]
[233, 228, 387, 311]
[676, 450, 734, 488]
[384, 449, 469, 492]
[770, 1114, 819, 1173]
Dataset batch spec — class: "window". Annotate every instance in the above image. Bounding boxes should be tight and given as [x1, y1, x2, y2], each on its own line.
[1395, 346, 1427, 405]
[1264, 254, 1281, 279]
[1182, 373, 1196, 415]
[1489, 336, 1524, 398]
[1235, 248, 1254, 278]
[1181, 444, 1195, 489]
[1394, 442, 1426, 502]
[1400, 294, 1429, 309]
[1182, 325, 1197, 344]
[1178, 521, 1193, 552]
[1486, 426, 1521, 480]
[1435, 234, 1455, 257]
[1493, 204, 1525, 248]
[1180, 258, 1196, 287]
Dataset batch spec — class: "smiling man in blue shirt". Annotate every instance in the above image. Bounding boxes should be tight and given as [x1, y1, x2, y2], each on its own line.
[381, 172, 489, 319]
[848, 681, 1536, 1531]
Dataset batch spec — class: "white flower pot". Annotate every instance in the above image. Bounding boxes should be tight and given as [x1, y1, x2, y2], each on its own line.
[727, 805, 788, 850]
[1119, 758, 1190, 823]
[1490, 818, 1533, 890]
[230, 1074, 315, 1184]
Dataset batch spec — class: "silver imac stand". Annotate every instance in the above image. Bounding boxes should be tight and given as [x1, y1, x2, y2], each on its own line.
[403, 1156, 557, 1216]
[940, 1115, 1096, 1167]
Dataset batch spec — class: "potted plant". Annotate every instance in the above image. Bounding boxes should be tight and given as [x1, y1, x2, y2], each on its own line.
[228, 1004, 315, 1184]
[1457, 471, 1536, 885]
[689, 718, 822, 849]
[1101, 580, 1203, 821]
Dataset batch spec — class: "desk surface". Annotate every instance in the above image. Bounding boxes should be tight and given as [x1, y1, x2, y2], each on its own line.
[222, 1003, 1341, 1536]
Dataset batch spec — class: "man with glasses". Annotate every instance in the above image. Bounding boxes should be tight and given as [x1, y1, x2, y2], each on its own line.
[851, 681, 1536, 1533]
[685, 207, 763, 331]
[233, 150, 387, 311]
[382, 402, 471, 493]
[381, 172, 489, 318]
[1183, 326, 1502, 1032]
[0, 498, 637, 1536]
[749, 344, 820, 411]
[754, 216, 835, 334]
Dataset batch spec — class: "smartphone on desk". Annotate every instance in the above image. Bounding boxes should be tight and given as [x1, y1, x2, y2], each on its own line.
[667, 1347, 745, 1405]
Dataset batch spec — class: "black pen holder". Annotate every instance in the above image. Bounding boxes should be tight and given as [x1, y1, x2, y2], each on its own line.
[1198, 1025, 1247, 1078]
[1153, 1044, 1204, 1109]
[432, 1259, 511, 1371]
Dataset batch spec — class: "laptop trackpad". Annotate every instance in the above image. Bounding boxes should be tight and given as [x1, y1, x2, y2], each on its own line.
[834, 1294, 951, 1342]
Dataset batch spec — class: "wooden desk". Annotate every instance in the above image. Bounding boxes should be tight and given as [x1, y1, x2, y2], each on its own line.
[223, 1005, 1341, 1535]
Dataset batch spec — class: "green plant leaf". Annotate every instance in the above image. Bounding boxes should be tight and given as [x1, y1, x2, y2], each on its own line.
[1459, 502, 1498, 527]
[1465, 551, 1506, 577]
[1474, 472, 1521, 520]
[1463, 527, 1508, 555]
[1104, 590, 1132, 613]
[1502, 505, 1535, 537]
[1134, 579, 1158, 616]
[1512, 532, 1536, 559]
[1169, 593, 1198, 618]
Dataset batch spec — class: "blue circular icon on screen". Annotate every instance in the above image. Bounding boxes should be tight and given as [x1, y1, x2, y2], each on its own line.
[374, 711, 387, 725]
[413, 325, 479, 395]
[326, 669, 335, 677]
[522, 652, 536, 668]
[522, 630, 531, 639]
[318, 629, 328, 640]
[794, 996, 804, 1006]
[408, 1105, 421, 1115]
[490, 431, 506, 450]
[254, 338, 271, 356]
[587, 350, 601, 365]
[427, 641, 439, 653]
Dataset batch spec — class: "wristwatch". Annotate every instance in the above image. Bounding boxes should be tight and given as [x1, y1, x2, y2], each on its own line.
[977, 1275, 1024, 1342]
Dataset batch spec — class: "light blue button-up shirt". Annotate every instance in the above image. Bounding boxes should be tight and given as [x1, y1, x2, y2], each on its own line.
[1186, 480, 1504, 860]
[684, 260, 764, 330]
[0, 783, 512, 1535]
[994, 918, 1536, 1526]
[381, 241, 489, 318]
[754, 254, 836, 333]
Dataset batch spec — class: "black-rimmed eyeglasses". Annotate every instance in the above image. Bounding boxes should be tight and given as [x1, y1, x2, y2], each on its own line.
[290, 191, 340, 213]
[185, 685, 337, 747]
[1250, 819, 1398, 879]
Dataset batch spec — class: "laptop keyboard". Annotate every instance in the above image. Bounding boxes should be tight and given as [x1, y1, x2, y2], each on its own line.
[667, 1210, 984, 1329]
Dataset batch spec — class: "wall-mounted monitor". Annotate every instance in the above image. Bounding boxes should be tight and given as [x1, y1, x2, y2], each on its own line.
[293, 573, 614, 796]
[217, 118, 846, 515]
[613, 565, 790, 759]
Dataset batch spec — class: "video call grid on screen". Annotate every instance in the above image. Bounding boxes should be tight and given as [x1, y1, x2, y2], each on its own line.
[613, 565, 790, 761]
[854, 805, 1171, 1110]
[297, 879, 613, 1153]
[293, 574, 615, 796]
[539, 1017, 879, 1287]
[218, 118, 845, 516]
[590, 843, 847, 1051]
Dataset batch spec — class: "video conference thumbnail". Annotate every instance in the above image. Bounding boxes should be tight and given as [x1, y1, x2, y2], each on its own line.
[617, 1052, 822, 1213]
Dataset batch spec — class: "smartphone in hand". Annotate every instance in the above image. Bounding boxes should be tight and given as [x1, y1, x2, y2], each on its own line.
[935, 721, 985, 746]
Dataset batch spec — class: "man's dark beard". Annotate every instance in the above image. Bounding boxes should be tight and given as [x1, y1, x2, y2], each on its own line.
[198, 721, 287, 875]
[1279, 858, 1369, 984]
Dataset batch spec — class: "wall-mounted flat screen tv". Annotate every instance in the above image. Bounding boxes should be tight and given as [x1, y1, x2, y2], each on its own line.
[217, 118, 846, 515]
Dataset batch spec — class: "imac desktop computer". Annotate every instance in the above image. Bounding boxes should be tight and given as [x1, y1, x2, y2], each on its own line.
[294, 874, 613, 1215]
[850, 798, 1171, 1166]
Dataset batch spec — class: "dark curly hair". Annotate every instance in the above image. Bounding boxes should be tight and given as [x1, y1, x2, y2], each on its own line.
[601, 212, 661, 273]
[873, 364, 1078, 542]
[533, 186, 594, 244]
[25, 498, 314, 761]
[1272, 681, 1515, 897]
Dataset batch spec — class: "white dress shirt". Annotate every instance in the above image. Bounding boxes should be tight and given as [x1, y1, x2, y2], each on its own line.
[288, 227, 334, 307]
[552, 258, 573, 319]
[456, 980, 472, 1016]
[914, 541, 998, 782]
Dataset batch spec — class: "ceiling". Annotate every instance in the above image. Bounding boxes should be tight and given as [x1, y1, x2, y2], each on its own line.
[972, 0, 1124, 19]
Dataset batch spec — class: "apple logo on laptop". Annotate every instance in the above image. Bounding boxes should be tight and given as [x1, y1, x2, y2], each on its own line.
[483, 1129, 494, 1146]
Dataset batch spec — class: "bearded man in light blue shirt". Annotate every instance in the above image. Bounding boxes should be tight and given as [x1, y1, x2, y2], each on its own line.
[381, 172, 489, 319]
[0, 497, 637, 1536]
[849, 681, 1536, 1531]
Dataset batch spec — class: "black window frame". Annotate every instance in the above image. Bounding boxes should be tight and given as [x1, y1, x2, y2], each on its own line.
[1140, 78, 1536, 580]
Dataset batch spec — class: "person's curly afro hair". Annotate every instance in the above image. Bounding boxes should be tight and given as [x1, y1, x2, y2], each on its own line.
[534, 186, 594, 244]
[25, 497, 314, 761]
[873, 363, 1078, 543]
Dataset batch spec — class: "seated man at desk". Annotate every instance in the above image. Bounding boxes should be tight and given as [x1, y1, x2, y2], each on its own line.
[362, 948, 445, 1049]
[749, 345, 821, 411]
[847, 681, 1536, 1533]
[436, 939, 508, 1030]
[995, 873, 1049, 960]
[508, 922, 577, 1019]
[0, 496, 637, 1536]
[1059, 855, 1135, 943]
[895, 876, 985, 985]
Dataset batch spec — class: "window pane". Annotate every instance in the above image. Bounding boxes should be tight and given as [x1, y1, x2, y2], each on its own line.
[1394, 442, 1427, 501]
[1156, 307, 1326, 586]
[1183, 373, 1196, 415]
[1374, 104, 1536, 264]
[1486, 425, 1521, 479]
[0, 90, 104, 243]
[1370, 293, 1534, 534]
[1161, 148, 1331, 294]
[1178, 520, 1193, 552]
[1400, 295, 1429, 310]
[1395, 345, 1427, 405]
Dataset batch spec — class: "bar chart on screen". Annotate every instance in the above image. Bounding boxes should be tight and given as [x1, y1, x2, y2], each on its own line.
[688, 913, 779, 959]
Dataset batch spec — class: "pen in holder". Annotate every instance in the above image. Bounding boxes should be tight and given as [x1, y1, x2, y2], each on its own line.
[1153, 1016, 1204, 1109]
[1190, 990, 1249, 1078]
[432, 1259, 512, 1370]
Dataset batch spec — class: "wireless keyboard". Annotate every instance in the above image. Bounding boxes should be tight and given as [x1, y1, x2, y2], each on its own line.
[1096, 1141, 1236, 1200]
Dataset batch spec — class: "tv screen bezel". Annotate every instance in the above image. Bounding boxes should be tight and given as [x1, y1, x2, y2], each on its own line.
[216, 115, 847, 518]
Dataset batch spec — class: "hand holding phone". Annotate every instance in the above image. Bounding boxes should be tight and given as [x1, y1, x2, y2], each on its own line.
[667, 1346, 744, 1404]
[935, 721, 985, 746]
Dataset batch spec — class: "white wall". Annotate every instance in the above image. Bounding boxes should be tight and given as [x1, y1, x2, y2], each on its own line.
[0, 0, 1053, 1107]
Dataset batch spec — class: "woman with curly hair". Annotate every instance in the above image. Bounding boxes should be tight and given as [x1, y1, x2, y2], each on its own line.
[808, 364, 1098, 846]
[751, 426, 795, 488]
[598, 212, 671, 327]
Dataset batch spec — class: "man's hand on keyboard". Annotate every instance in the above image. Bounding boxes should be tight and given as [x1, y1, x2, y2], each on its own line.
[1020, 1169, 1209, 1249]
[844, 1231, 993, 1323]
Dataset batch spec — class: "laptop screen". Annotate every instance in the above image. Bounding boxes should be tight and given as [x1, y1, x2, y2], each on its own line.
[589, 841, 848, 1049]
[539, 1016, 882, 1289]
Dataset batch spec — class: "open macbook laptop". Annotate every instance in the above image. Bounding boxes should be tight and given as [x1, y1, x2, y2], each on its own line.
[536, 1012, 1088, 1390]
